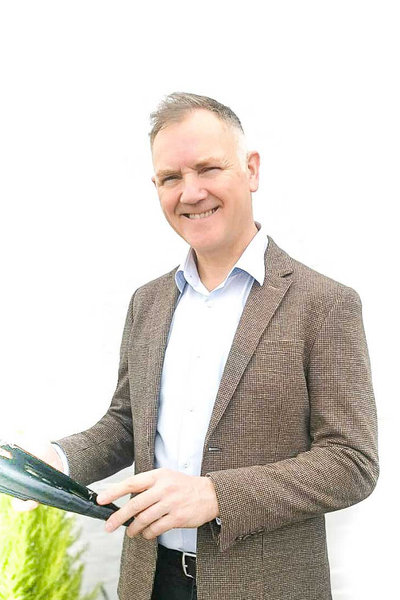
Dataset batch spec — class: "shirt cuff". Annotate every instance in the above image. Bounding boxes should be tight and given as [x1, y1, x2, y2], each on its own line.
[51, 442, 70, 476]
[215, 517, 222, 526]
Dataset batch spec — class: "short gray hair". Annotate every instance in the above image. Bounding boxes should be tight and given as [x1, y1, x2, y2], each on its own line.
[149, 92, 244, 146]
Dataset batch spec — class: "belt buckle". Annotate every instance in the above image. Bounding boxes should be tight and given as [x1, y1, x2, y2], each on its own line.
[182, 551, 196, 579]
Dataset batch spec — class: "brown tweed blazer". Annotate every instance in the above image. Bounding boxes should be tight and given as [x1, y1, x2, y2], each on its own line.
[57, 236, 379, 600]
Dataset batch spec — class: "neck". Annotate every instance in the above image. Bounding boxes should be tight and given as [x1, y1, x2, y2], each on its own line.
[194, 223, 258, 291]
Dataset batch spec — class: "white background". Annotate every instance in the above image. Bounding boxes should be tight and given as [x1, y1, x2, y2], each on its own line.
[0, 1, 398, 598]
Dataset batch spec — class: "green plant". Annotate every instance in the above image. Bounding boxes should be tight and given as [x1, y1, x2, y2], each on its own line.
[0, 493, 102, 600]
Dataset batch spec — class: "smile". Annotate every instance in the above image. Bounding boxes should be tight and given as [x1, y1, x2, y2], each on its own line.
[184, 207, 219, 220]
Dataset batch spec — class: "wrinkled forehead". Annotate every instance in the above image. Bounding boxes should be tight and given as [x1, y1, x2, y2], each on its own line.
[151, 110, 243, 169]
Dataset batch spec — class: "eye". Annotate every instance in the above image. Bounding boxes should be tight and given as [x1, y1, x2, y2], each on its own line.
[161, 175, 179, 185]
[201, 167, 220, 174]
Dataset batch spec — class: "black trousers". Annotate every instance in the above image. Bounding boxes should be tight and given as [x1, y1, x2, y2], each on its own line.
[151, 545, 197, 600]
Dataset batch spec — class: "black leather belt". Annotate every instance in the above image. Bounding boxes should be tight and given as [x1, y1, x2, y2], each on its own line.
[157, 544, 197, 580]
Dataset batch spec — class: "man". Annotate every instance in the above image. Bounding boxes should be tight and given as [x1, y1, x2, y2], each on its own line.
[22, 93, 379, 600]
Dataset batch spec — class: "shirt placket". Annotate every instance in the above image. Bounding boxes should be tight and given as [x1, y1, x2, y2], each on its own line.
[176, 293, 215, 476]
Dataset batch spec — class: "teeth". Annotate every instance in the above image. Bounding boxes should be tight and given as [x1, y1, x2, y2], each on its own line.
[187, 208, 217, 220]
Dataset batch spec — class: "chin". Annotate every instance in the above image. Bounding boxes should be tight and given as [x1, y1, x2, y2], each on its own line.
[183, 229, 224, 252]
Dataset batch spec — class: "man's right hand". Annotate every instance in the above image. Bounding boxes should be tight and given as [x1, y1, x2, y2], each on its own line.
[10, 437, 64, 512]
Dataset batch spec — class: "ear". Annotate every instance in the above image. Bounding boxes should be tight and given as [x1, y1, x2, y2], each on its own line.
[246, 151, 260, 192]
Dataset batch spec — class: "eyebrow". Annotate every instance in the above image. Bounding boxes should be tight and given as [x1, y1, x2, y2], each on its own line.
[156, 168, 180, 180]
[156, 157, 223, 180]
[194, 157, 221, 169]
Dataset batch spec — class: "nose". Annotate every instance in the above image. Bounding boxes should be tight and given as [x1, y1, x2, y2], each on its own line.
[179, 174, 208, 205]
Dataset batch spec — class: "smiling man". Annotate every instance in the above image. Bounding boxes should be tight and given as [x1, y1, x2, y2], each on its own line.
[25, 93, 378, 600]
[150, 108, 260, 292]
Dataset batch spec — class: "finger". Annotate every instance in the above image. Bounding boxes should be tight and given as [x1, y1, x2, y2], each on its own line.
[11, 497, 39, 512]
[126, 500, 170, 537]
[105, 487, 162, 532]
[140, 514, 176, 540]
[97, 471, 156, 505]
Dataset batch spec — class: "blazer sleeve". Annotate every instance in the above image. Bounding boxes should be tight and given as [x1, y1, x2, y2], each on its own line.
[54, 293, 136, 486]
[206, 287, 379, 552]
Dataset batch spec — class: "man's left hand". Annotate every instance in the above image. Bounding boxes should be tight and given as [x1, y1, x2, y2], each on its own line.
[96, 468, 220, 539]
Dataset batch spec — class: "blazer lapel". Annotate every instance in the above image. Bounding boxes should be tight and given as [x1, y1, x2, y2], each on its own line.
[143, 236, 295, 463]
[144, 277, 179, 465]
[204, 236, 294, 448]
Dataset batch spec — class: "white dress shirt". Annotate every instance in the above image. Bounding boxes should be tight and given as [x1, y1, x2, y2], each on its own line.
[53, 224, 269, 554]
[156, 225, 268, 553]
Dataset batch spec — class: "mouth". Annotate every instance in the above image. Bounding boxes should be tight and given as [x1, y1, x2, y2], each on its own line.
[183, 207, 219, 220]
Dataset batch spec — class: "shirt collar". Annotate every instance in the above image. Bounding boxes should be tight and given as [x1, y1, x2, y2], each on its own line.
[175, 223, 269, 293]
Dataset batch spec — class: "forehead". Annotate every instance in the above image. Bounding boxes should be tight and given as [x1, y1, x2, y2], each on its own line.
[151, 110, 238, 169]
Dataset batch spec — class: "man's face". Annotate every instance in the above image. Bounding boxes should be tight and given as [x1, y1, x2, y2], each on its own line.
[151, 109, 260, 257]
